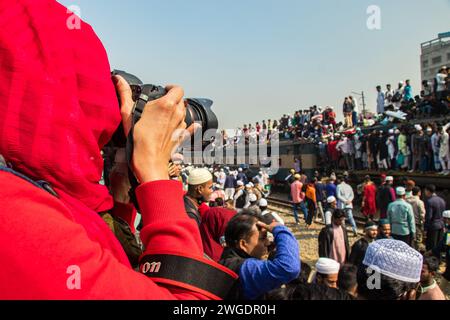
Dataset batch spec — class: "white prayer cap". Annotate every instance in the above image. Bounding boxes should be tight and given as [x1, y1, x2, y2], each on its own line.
[188, 168, 213, 185]
[327, 196, 336, 204]
[442, 210, 450, 218]
[363, 239, 422, 283]
[237, 181, 244, 186]
[245, 183, 252, 188]
[426, 127, 432, 132]
[259, 199, 268, 207]
[249, 182, 254, 187]
[238, 168, 243, 172]
[315, 258, 340, 275]
[171, 153, 184, 164]
[208, 168, 214, 172]
[249, 193, 257, 202]
[388, 129, 394, 134]
[396, 187, 406, 196]
[385, 176, 393, 182]
[414, 124, 422, 131]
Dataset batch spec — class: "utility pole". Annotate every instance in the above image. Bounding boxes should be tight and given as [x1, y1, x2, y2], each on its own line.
[361, 91, 366, 119]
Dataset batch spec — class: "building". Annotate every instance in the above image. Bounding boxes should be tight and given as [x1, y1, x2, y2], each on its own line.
[421, 32, 450, 83]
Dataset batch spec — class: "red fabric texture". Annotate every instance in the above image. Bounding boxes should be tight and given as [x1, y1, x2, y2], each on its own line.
[362, 182, 377, 217]
[200, 208, 236, 262]
[327, 140, 339, 161]
[0, 0, 221, 299]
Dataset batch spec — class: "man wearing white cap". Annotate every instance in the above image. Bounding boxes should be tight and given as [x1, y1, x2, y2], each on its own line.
[314, 258, 340, 289]
[184, 168, 214, 226]
[324, 196, 337, 225]
[236, 167, 248, 185]
[247, 193, 261, 214]
[357, 239, 422, 300]
[233, 180, 246, 211]
[259, 199, 285, 225]
[387, 187, 416, 246]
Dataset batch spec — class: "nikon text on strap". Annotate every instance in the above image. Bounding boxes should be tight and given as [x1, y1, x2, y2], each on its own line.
[140, 252, 238, 300]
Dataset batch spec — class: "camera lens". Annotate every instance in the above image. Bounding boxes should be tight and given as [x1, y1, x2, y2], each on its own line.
[185, 98, 218, 134]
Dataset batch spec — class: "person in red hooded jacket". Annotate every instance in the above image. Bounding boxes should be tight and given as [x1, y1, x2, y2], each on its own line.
[0, 0, 235, 299]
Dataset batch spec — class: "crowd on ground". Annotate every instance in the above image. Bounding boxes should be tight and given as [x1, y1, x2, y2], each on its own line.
[163, 162, 450, 300]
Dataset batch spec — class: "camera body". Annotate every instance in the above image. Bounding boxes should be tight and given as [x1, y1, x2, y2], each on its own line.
[109, 70, 218, 148]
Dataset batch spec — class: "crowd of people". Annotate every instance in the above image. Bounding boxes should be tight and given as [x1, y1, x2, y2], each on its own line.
[167, 163, 450, 300]
[227, 72, 450, 176]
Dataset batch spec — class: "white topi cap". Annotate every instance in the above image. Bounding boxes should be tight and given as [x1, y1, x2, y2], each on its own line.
[187, 168, 213, 185]
[363, 239, 422, 283]
[327, 196, 336, 203]
[315, 258, 340, 275]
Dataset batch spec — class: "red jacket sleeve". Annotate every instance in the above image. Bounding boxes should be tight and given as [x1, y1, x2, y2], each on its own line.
[0, 174, 208, 300]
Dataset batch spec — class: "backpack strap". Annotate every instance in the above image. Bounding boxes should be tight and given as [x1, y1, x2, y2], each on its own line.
[0, 163, 58, 198]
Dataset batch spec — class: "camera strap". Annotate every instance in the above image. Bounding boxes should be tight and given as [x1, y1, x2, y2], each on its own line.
[140, 252, 238, 300]
[125, 86, 167, 211]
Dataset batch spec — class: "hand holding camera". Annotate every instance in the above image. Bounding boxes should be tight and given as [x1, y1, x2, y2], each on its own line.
[113, 75, 189, 183]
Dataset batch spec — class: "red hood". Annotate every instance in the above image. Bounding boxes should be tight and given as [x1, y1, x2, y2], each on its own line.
[0, 0, 121, 212]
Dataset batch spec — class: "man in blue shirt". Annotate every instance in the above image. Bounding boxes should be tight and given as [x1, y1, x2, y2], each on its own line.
[219, 212, 300, 299]
[326, 177, 337, 198]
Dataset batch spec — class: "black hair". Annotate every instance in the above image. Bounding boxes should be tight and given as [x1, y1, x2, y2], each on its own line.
[215, 197, 224, 207]
[338, 264, 358, 293]
[412, 186, 421, 196]
[265, 283, 353, 300]
[423, 256, 440, 273]
[357, 265, 417, 300]
[287, 261, 312, 286]
[260, 212, 275, 225]
[224, 212, 260, 248]
[333, 209, 346, 219]
[425, 184, 436, 193]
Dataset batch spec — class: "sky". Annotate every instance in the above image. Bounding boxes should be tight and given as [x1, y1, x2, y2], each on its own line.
[58, 0, 450, 130]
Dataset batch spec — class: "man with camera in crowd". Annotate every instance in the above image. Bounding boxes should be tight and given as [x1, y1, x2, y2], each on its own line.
[0, 0, 236, 300]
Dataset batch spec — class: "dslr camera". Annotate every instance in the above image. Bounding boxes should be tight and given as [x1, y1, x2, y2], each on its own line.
[109, 70, 218, 148]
